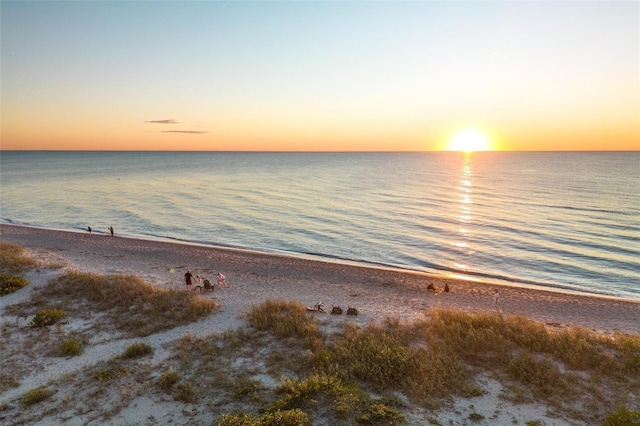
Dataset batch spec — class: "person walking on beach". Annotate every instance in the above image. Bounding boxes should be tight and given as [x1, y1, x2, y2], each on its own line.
[87, 226, 92, 234]
[109, 226, 114, 236]
[184, 270, 193, 291]
[195, 275, 203, 292]
[493, 289, 501, 311]
[216, 272, 227, 287]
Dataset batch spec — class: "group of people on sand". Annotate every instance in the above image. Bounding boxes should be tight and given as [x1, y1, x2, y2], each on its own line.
[87, 226, 114, 236]
[184, 270, 227, 293]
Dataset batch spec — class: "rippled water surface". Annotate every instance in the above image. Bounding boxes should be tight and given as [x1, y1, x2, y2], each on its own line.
[1, 151, 638, 299]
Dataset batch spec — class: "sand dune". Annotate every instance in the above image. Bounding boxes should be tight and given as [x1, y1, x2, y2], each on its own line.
[1, 224, 638, 425]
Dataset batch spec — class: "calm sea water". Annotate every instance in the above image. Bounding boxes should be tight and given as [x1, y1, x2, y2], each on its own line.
[1, 151, 638, 299]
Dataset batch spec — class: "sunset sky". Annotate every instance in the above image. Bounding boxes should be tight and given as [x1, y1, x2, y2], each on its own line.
[2, 1, 638, 151]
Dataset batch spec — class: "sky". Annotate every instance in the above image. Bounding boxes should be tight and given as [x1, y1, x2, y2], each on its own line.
[1, 1, 638, 151]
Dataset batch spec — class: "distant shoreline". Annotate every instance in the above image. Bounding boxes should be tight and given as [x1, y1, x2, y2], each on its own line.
[1, 223, 638, 335]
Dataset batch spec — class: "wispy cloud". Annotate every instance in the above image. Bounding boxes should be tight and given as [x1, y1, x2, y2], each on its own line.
[161, 130, 207, 134]
[145, 119, 179, 124]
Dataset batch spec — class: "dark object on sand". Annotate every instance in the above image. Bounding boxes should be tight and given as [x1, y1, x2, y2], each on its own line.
[347, 306, 358, 316]
[427, 283, 437, 292]
[203, 279, 213, 292]
[331, 305, 343, 315]
[444, 283, 450, 293]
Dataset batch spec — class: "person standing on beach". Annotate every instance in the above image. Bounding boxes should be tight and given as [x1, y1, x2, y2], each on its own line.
[184, 270, 193, 291]
[109, 226, 114, 236]
[494, 289, 501, 311]
[216, 272, 227, 287]
[195, 275, 203, 292]
[87, 226, 92, 234]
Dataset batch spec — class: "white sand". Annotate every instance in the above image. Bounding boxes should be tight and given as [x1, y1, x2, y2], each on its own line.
[1, 224, 638, 425]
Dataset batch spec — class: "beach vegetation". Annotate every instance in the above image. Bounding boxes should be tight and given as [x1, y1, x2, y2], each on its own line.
[174, 381, 197, 403]
[21, 387, 55, 407]
[246, 299, 322, 343]
[468, 412, 485, 422]
[60, 338, 83, 357]
[0, 274, 29, 295]
[604, 407, 640, 426]
[93, 366, 129, 383]
[7, 271, 218, 337]
[313, 320, 468, 408]
[0, 243, 39, 274]
[157, 370, 181, 392]
[0, 373, 20, 394]
[121, 342, 154, 359]
[231, 377, 264, 402]
[3, 289, 639, 426]
[29, 308, 67, 327]
[218, 409, 311, 426]
[356, 400, 405, 424]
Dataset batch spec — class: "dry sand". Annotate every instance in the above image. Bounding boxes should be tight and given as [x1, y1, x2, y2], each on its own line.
[1, 224, 638, 425]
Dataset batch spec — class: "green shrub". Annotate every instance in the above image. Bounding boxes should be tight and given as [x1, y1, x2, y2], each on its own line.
[258, 409, 311, 426]
[272, 374, 358, 413]
[121, 342, 154, 359]
[605, 406, 640, 426]
[0, 275, 28, 295]
[29, 308, 67, 327]
[158, 371, 180, 392]
[357, 401, 405, 424]
[218, 410, 311, 426]
[218, 413, 259, 426]
[21, 387, 55, 407]
[60, 338, 83, 356]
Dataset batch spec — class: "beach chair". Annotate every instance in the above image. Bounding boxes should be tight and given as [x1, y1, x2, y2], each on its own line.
[307, 302, 325, 313]
[203, 279, 213, 292]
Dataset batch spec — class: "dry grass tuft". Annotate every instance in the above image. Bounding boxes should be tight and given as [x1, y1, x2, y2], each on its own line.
[246, 299, 320, 339]
[0, 243, 39, 274]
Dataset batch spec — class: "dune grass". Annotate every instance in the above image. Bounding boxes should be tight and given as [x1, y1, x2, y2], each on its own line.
[0, 243, 39, 274]
[20, 387, 55, 407]
[217, 302, 639, 424]
[7, 271, 219, 337]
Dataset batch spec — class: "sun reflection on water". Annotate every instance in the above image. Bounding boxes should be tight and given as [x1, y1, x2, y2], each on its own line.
[448, 155, 475, 274]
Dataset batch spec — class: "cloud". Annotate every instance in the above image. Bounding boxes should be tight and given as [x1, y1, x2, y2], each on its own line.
[145, 119, 179, 124]
[161, 130, 208, 134]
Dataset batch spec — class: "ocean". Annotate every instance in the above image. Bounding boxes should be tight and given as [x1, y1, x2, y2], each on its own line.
[1, 151, 638, 300]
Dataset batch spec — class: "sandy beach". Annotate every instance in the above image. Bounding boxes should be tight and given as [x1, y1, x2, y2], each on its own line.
[1, 224, 638, 425]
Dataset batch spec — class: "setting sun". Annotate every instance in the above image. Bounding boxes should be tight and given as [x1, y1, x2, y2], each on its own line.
[448, 129, 492, 152]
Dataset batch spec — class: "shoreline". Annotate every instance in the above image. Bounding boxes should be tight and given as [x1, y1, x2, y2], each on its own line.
[3, 222, 636, 303]
[1, 223, 638, 335]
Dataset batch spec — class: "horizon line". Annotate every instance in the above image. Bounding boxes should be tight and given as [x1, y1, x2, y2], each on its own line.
[2, 149, 639, 153]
